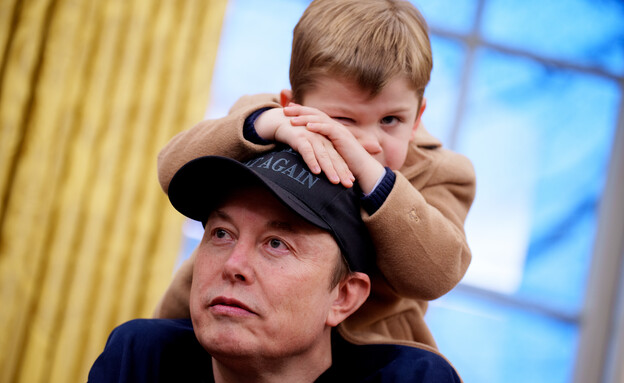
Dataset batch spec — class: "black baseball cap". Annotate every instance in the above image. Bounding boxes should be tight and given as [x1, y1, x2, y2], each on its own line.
[167, 146, 375, 272]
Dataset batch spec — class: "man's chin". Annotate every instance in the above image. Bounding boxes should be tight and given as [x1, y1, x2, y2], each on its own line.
[196, 327, 257, 356]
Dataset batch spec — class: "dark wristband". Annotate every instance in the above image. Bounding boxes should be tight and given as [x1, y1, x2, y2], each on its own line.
[360, 167, 395, 215]
[243, 107, 274, 145]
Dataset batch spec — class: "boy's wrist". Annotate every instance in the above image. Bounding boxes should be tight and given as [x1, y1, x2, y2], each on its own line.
[363, 167, 388, 197]
[360, 168, 395, 215]
[356, 160, 386, 194]
[243, 107, 274, 145]
[254, 107, 284, 142]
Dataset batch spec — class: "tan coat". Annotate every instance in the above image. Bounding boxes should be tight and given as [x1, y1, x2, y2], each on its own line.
[157, 94, 476, 356]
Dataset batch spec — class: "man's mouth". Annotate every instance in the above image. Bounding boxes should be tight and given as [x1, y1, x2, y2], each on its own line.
[209, 297, 256, 316]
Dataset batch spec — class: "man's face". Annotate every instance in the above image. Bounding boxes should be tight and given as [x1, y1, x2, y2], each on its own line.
[190, 186, 342, 360]
[302, 75, 425, 170]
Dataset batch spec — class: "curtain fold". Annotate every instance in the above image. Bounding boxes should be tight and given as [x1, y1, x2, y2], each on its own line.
[0, 0, 227, 381]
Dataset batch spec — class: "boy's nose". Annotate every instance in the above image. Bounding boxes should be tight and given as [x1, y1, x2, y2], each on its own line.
[358, 132, 382, 155]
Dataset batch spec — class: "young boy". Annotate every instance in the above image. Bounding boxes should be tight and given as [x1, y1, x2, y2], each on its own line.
[155, 0, 475, 355]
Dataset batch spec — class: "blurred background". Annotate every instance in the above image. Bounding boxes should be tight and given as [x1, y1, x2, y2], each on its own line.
[1, 0, 622, 382]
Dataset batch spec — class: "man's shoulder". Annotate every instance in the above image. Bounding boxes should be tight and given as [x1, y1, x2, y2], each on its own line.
[89, 319, 213, 383]
[323, 336, 461, 382]
[110, 318, 195, 340]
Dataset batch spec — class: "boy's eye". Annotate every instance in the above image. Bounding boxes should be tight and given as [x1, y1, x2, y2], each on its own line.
[332, 116, 355, 124]
[380, 116, 399, 125]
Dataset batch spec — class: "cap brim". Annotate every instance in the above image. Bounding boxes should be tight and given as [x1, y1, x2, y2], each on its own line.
[168, 156, 331, 232]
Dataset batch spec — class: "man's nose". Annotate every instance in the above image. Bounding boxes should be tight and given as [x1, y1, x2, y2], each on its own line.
[222, 242, 255, 284]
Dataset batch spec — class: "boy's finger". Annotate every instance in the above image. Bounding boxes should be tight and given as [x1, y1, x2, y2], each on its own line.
[312, 142, 341, 184]
[326, 147, 354, 188]
[297, 142, 321, 174]
[283, 105, 300, 116]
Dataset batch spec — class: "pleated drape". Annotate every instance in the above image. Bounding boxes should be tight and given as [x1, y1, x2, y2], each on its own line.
[0, 0, 227, 381]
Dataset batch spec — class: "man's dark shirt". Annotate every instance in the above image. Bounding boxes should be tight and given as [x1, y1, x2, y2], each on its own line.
[88, 318, 461, 382]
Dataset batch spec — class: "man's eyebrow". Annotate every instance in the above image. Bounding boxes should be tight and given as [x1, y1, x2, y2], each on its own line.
[267, 220, 296, 233]
[208, 209, 299, 233]
[207, 209, 231, 222]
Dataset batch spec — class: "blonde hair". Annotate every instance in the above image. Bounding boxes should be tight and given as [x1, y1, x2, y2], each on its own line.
[290, 0, 432, 105]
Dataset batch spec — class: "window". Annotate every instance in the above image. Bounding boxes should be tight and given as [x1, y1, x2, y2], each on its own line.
[419, 1, 622, 382]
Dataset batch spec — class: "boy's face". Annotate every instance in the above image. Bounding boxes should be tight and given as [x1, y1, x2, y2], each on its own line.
[300, 75, 426, 170]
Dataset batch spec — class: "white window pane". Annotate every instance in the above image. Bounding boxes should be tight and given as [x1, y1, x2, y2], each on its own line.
[457, 49, 620, 309]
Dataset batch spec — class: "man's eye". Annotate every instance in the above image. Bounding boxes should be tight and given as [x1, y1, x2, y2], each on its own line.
[269, 238, 284, 249]
[267, 238, 293, 254]
[214, 228, 229, 239]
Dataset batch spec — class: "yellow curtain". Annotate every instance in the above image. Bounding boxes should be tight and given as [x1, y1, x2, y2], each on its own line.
[0, 0, 227, 381]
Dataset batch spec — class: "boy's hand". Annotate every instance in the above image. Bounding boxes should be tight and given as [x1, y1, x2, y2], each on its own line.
[284, 103, 385, 194]
[255, 107, 355, 187]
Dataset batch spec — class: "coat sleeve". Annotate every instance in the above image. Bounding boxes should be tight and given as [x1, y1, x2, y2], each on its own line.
[362, 145, 476, 300]
[157, 93, 281, 193]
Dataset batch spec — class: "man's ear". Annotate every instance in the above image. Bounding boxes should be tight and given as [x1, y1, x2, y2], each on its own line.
[326, 272, 371, 327]
[280, 89, 294, 107]
[410, 97, 427, 141]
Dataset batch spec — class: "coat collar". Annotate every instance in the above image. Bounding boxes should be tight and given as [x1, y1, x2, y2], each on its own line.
[413, 124, 441, 149]
[400, 125, 440, 181]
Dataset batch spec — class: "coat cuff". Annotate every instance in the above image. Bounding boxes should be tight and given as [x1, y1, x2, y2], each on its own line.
[243, 107, 274, 145]
[360, 168, 395, 215]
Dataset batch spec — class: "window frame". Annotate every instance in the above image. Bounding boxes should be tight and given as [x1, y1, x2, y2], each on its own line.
[427, 1, 624, 382]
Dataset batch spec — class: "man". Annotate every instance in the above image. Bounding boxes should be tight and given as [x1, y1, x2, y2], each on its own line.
[88, 147, 460, 382]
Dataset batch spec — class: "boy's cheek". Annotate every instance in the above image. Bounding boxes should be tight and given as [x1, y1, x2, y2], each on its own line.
[409, 121, 423, 141]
